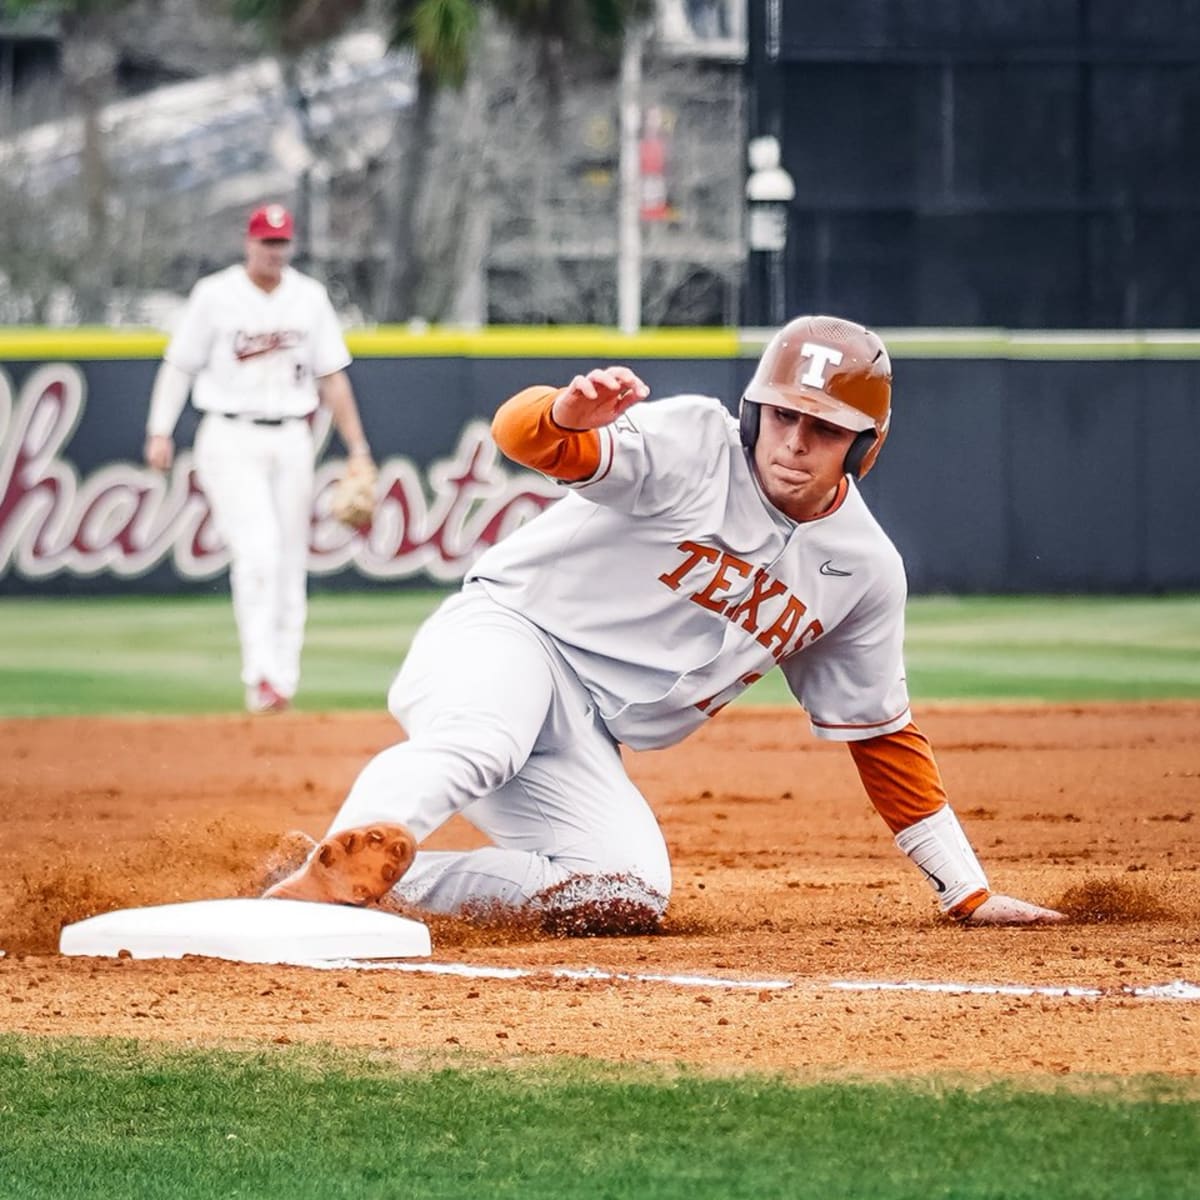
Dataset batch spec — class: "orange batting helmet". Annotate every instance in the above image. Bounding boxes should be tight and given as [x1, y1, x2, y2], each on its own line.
[739, 314, 893, 478]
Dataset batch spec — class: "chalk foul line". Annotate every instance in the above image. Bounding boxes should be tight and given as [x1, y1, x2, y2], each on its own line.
[308, 959, 793, 991]
[828, 979, 1200, 1001]
[300, 957, 1200, 1001]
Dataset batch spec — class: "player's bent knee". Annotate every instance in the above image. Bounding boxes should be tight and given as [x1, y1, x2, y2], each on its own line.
[588, 840, 671, 902]
[385, 674, 411, 724]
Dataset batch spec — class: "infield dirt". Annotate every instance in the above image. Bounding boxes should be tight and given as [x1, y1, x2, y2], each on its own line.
[2, 704, 1197, 1078]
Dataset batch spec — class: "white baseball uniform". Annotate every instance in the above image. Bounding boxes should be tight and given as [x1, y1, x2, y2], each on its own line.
[324, 394, 912, 916]
[150, 264, 351, 699]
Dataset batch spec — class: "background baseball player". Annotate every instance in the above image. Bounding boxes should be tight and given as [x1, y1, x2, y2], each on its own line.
[267, 314, 1066, 927]
[144, 204, 376, 713]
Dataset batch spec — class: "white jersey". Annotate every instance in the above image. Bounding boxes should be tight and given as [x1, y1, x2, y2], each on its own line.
[163, 265, 351, 418]
[469, 394, 911, 751]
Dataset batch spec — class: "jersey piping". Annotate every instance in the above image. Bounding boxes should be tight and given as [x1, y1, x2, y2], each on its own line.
[811, 706, 911, 733]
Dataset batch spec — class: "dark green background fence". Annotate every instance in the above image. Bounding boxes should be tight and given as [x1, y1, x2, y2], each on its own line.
[745, 1, 1200, 329]
[1, 327, 1196, 595]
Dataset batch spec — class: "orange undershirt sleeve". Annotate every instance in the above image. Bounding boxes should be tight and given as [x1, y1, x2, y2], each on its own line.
[848, 721, 948, 834]
[491, 385, 602, 483]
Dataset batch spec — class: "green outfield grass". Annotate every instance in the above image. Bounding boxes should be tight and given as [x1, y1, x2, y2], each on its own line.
[0, 591, 1197, 716]
[751, 592, 1200, 705]
[0, 1038, 1196, 1200]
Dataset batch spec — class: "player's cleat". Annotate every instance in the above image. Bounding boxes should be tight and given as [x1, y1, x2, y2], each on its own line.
[263, 823, 417, 906]
[962, 894, 1067, 925]
[246, 680, 290, 714]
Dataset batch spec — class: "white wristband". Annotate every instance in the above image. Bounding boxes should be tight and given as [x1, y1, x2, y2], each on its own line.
[894, 806, 989, 913]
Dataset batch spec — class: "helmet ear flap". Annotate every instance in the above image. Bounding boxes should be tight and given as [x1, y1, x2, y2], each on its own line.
[738, 398, 760, 451]
[843, 430, 876, 478]
[845, 429, 886, 478]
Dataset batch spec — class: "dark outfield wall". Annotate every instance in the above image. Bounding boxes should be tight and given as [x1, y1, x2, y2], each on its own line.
[1, 328, 1197, 595]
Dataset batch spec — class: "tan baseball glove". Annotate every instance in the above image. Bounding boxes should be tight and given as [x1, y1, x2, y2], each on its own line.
[330, 458, 378, 530]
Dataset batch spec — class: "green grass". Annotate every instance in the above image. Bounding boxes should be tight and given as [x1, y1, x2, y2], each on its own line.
[0, 590, 441, 716]
[0, 1038, 1196, 1199]
[1, 592, 1198, 716]
[746, 593, 1200, 705]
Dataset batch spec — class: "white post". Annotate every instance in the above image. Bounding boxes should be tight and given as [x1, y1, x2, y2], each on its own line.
[617, 24, 644, 336]
[745, 135, 795, 326]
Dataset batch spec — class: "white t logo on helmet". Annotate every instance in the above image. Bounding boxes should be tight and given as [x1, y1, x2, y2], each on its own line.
[799, 342, 843, 387]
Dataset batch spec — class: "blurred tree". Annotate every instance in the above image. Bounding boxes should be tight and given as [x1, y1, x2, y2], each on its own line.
[229, 0, 651, 319]
[2, 0, 149, 320]
[490, 0, 649, 133]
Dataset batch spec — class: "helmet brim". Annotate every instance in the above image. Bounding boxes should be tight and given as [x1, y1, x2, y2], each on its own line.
[743, 383, 877, 433]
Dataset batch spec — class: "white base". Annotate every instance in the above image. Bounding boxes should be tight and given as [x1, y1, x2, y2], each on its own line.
[59, 898, 431, 964]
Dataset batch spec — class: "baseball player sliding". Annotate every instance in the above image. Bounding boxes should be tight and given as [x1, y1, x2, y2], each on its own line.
[267, 315, 1065, 927]
[144, 204, 375, 713]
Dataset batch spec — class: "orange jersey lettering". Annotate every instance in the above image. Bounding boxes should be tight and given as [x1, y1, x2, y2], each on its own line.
[690, 552, 753, 613]
[725, 568, 787, 633]
[659, 540, 720, 590]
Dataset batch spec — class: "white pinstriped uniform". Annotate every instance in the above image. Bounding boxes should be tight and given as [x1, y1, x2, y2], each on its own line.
[161, 265, 350, 697]
[165, 266, 350, 419]
[325, 394, 911, 915]
[472, 395, 910, 748]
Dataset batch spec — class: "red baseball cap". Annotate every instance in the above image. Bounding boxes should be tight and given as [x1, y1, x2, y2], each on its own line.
[246, 204, 294, 241]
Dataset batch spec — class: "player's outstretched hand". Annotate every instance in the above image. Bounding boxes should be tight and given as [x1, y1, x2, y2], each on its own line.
[551, 366, 650, 431]
[963, 894, 1067, 925]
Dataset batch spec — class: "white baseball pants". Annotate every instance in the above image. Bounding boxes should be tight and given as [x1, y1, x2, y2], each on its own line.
[193, 413, 315, 698]
[324, 586, 673, 915]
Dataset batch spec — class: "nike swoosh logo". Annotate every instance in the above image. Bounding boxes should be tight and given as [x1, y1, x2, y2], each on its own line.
[819, 560, 852, 577]
[918, 865, 948, 894]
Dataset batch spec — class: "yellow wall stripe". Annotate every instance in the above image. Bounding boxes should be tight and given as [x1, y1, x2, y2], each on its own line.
[0, 325, 1197, 361]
